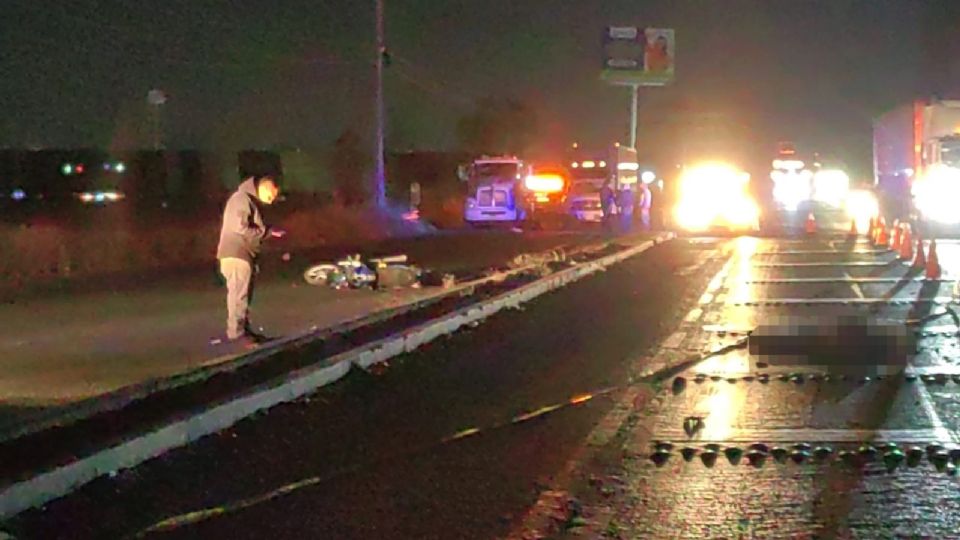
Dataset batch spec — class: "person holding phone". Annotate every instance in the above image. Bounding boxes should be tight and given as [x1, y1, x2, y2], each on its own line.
[216, 174, 286, 346]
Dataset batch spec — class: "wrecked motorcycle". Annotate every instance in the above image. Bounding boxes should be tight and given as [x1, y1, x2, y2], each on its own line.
[303, 254, 423, 290]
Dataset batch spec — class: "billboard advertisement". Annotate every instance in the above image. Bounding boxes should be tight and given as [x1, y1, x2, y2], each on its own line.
[602, 27, 675, 87]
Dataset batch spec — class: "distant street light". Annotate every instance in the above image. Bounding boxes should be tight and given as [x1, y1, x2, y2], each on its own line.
[147, 89, 168, 151]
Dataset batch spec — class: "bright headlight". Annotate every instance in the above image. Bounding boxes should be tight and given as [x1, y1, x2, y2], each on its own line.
[913, 165, 960, 223]
[813, 169, 850, 207]
[675, 162, 755, 230]
[844, 189, 879, 232]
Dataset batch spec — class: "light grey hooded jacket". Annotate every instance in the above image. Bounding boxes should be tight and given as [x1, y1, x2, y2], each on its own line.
[216, 178, 271, 262]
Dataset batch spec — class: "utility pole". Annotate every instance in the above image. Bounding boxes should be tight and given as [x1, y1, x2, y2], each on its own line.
[372, 0, 387, 208]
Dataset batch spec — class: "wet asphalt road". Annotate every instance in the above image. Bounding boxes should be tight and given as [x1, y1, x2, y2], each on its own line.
[4, 239, 723, 539]
[9, 216, 960, 539]
[541, 234, 960, 539]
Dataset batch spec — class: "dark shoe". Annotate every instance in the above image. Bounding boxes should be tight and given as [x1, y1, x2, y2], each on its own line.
[245, 330, 272, 343]
[243, 325, 272, 342]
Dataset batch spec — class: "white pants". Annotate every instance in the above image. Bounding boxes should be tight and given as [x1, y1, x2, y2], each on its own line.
[219, 257, 254, 339]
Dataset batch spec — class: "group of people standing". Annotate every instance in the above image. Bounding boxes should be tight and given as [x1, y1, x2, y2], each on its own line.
[599, 180, 653, 234]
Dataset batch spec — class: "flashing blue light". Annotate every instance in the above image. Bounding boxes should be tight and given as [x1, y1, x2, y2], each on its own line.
[103, 163, 112, 171]
[11, 189, 26, 201]
[94, 193, 106, 203]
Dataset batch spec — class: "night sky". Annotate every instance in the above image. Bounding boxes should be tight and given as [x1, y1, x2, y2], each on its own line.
[2, 0, 959, 177]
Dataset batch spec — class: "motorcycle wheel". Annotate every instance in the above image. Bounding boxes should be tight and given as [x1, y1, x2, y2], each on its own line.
[303, 264, 340, 286]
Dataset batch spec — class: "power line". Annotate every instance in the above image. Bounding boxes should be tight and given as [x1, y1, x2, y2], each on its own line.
[389, 53, 478, 100]
[390, 64, 474, 111]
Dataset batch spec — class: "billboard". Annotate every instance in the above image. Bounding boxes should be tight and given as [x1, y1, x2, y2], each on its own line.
[601, 27, 675, 87]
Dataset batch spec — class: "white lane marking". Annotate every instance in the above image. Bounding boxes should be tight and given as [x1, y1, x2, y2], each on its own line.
[706, 276, 724, 293]
[913, 324, 959, 334]
[773, 239, 873, 246]
[844, 271, 866, 299]
[712, 257, 735, 290]
[731, 297, 955, 305]
[914, 380, 949, 433]
[701, 325, 752, 334]
[907, 366, 960, 375]
[661, 331, 687, 349]
[754, 249, 890, 255]
[684, 308, 704, 323]
[744, 277, 957, 284]
[752, 262, 902, 268]
[651, 428, 954, 443]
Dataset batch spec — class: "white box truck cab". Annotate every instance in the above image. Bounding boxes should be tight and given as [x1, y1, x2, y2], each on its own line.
[459, 156, 570, 227]
[566, 145, 642, 223]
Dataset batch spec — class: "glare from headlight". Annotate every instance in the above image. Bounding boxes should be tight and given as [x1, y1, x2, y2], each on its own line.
[772, 169, 811, 210]
[813, 169, 850, 208]
[844, 189, 879, 232]
[675, 162, 756, 230]
[913, 165, 960, 223]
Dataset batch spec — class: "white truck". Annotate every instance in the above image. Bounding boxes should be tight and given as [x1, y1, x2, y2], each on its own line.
[566, 144, 643, 223]
[459, 155, 569, 227]
[874, 97, 960, 226]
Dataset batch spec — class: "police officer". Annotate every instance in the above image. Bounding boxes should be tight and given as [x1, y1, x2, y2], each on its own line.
[600, 178, 617, 234]
[618, 185, 635, 234]
[639, 180, 653, 230]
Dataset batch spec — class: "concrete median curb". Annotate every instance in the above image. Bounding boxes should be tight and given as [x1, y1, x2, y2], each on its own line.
[0, 232, 674, 520]
[0, 239, 600, 445]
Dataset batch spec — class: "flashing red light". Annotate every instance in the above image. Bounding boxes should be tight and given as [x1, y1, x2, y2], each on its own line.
[524, 173, 566, 193]
[75, 164, 85, 174]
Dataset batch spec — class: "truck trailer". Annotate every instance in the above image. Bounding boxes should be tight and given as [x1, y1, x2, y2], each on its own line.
[874, 97, 960, 226]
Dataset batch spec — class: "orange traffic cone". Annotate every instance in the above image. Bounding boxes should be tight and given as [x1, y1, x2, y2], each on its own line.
[913, 237, 927, 269]
[926, 239, 941, 279]
[873, 216, 887, 245]
[805, 213, 817, 234]
[899, 224, 913, 260]
[848, 219, 858, 236]
[868, 216, 877, 239]
[891, 224, 903, 252]
[875, 224, 889, 248]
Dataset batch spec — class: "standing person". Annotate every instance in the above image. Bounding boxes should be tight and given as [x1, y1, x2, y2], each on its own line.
[600, 178, 617, 234]
[216, 174, 285, 346]
[638, 180, 653, 230]
[618, 185, 635, 234]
